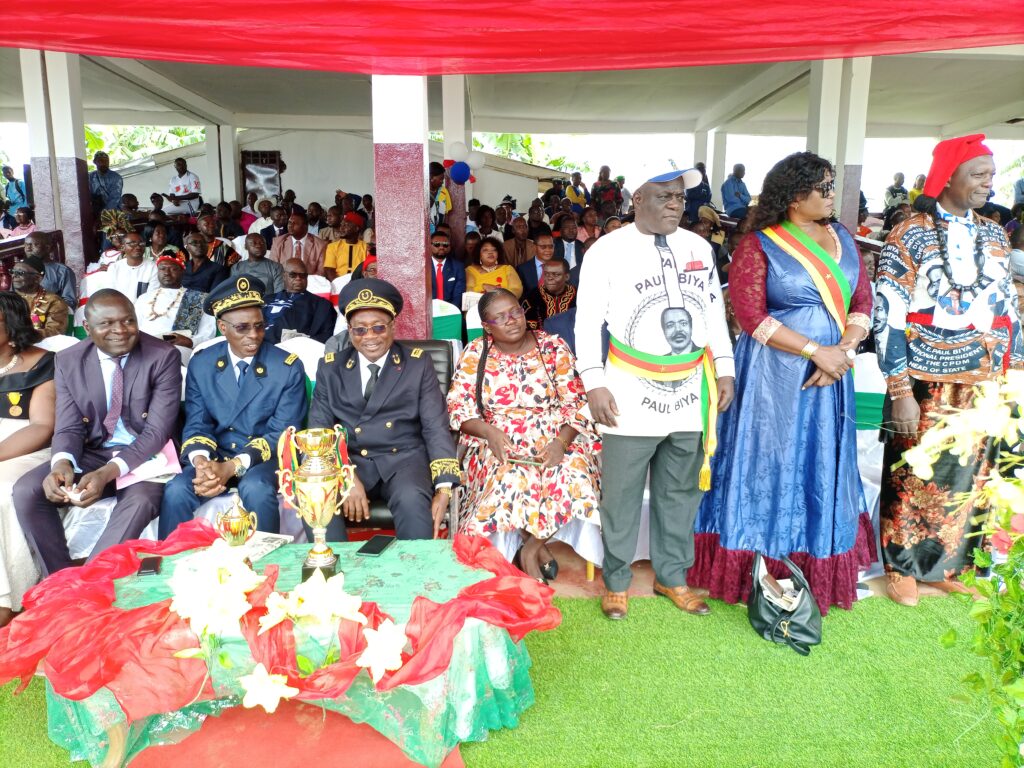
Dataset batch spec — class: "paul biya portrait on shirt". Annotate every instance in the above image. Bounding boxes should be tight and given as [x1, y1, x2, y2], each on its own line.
[624, 272, 711, 412]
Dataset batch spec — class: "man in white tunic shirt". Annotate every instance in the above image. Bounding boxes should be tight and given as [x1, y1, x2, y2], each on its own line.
[575, 169, 736, 621]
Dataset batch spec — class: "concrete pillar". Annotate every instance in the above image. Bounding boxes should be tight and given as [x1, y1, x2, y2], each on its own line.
[204, 124, 223, 204]
[693, 130, 709, 169]
[19, 50, 59, 232]
[219, 125, 240, 203]
[372, 75, 431, 340]
[42, 51, 93, 274]
[710, 130, 728, 208]
[442, 75, 467, 261]
[835, 58, 872, 231]
[807, 59, 843, 163]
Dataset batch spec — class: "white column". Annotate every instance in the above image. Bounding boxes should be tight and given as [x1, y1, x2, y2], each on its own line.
[710, 130, 728, 208]
[807, 59, 843, 162]
[693, 130, 709, 168]
[19, 50, 59, 230]
[204, 124, 223, 204]
[371, 75, 431, 339]
[442, 75, 469, 257]
[219, 125, 239, 202]
[41, 51, 92, 272]
[835, 58, 872, 229]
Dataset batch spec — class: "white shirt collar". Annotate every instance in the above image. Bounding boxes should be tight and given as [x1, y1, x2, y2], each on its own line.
[936, 202, 977, 231]
[227, 347, 255, 370]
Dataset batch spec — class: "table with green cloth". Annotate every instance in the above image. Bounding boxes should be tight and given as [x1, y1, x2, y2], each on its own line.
[0, 529, 556, 768]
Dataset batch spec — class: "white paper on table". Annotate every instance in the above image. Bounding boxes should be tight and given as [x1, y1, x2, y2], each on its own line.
[115, 439, 182, 489]
[243, 531, 292, 561]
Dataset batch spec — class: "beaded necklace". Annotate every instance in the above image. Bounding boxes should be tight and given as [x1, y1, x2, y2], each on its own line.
[933, 211, 991, 304]
[142, 287, 185, 322]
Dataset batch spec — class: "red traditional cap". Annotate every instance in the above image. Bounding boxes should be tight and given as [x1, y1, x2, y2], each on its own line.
[344, 211, 365, 227]
[922, 134, 992, 198]
[362, 254, 377, 266]
[156, 254, 185, 269]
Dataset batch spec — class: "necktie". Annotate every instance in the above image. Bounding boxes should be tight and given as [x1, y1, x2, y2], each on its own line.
[364, 363, 380, 401]
[236, 360, 249, 389]
[435, 261, 445, 300]
[102, 356, 124, 438]
[294, 239, 302, 264]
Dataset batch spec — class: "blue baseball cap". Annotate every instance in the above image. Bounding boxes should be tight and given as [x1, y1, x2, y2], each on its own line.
[646, 168, 703, 189]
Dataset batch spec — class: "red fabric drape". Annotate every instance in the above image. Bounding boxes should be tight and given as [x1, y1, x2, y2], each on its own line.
[6, 3, 1024, 76]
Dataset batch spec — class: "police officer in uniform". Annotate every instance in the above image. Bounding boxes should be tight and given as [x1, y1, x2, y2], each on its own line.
[158, 275, 308, 537]
[309, 278, 460, 540]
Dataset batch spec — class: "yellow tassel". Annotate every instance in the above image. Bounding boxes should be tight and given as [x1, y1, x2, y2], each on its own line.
[698, 454, 712, 491]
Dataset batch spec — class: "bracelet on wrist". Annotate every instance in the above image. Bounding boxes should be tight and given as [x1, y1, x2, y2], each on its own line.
[800, 341, 820, 360]
[556, 435, 571, 452]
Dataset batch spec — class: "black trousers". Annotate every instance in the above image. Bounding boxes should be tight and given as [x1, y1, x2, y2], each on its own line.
[13, 447, 164, 576]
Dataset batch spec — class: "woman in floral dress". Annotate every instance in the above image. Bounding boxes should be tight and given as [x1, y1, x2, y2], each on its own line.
[447, 289, 601, 583]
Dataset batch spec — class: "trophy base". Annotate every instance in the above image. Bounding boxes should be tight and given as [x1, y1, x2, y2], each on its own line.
[301, 559, 337, 582]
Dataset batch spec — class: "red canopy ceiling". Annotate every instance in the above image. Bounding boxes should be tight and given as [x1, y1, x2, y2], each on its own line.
[8, 2, 1024, 75]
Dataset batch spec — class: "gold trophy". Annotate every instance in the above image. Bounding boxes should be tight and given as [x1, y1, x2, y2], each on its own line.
[214, 491, 258, 547]
[277, 425, 355, 581]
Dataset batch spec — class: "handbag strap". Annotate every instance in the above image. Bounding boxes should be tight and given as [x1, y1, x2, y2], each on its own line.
[769, 614, 810, 656]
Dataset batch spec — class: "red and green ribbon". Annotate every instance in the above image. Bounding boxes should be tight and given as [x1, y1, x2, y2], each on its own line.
[763, 221, 851, 332]
[607, 333, 719, 490]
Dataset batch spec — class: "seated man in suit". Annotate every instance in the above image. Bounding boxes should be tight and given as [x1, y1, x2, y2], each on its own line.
[270, 213, 327, 276]
[521, 258, 577, 331]
[554, 216, 584, 275]
[428, 231, 466, 308]
[260, 206, 289, 248]
[13, 290, 182, 575]
[262, 258, 337, 344]
[158, 276, 307, 537]
[309, 278, 460, 540]
[516, 231, 557, 296]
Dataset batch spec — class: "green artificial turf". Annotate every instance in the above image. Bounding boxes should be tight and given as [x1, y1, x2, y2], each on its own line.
[462, 596, 1000, 768]
[0, 596, 1001, 768]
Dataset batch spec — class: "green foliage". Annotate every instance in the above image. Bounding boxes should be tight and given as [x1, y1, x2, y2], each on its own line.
[84, 125, 206, 168]
[472, 133, 591, 174]
[998, 154, 1024, 206]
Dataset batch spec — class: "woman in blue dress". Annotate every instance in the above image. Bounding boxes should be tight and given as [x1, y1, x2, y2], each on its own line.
[690, 152, 875, 613]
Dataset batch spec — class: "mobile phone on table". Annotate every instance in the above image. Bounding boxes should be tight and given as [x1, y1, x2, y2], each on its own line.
[356, 535, 395, 557]
[138, 556, 163, 576]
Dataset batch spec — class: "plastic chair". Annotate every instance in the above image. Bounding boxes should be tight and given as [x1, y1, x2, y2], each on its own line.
[307, 274, 332, 301]
[465, 303, 483, 341]
[431, 299, 462, 341]
[35, 335, 80, 352]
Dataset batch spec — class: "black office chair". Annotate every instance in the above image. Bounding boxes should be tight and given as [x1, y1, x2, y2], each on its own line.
[352, 339, 460, 530]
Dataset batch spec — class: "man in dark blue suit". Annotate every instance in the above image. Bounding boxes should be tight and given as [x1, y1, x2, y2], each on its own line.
[259, 206, 289, 248]
[517, 231, 557, 295]
[158, 276, 308, 537]
[553, 217, 584, 279]
[428, 231, 466, 308]
[262, 258, 337, 343]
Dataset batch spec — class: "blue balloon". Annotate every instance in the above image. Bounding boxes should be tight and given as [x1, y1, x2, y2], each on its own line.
[449, 161, 471, 184]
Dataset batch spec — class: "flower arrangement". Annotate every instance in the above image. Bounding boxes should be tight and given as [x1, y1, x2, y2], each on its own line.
[169, 540, 409, 714]
[907, 372, 1024, 765]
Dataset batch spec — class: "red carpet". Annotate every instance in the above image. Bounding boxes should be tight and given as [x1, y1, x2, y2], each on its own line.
[131, 699, 464, 768]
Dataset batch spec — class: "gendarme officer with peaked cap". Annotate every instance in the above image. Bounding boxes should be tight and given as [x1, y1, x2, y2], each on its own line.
[309, 278, 460, 540]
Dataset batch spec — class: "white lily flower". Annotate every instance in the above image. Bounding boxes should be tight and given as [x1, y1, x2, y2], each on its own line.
[239, 663, 299, 714]
[356, 619, 408, 684]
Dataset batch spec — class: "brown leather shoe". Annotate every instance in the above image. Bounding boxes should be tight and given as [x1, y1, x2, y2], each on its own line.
[653, 582, 711, 615]
[601, 590, 629, 620]
[923, 579, 979, 598]
[885, 571, 919, 607]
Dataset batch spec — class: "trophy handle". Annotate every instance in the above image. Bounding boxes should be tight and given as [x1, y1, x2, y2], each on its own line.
[336, 464, 356, 508]
[277, 427, 299, 510]
[246, 511, 259, 540]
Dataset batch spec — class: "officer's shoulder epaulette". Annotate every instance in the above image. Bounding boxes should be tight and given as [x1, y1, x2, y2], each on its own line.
[323, 352, 336, 364]
[410, 347, 423, 359]
[284, 353, 299, 366]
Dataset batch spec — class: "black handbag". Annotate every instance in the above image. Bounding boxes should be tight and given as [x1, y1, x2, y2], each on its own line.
[748, 553, 822, 656]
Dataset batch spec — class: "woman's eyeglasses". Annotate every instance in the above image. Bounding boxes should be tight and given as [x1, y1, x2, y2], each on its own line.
[814, 180, 836, 197]
[483, 307, 525, 325]
[350, 321, 393, 337]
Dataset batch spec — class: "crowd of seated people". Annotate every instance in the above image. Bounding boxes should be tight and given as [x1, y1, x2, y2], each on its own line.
[0, 145, 1021, 631]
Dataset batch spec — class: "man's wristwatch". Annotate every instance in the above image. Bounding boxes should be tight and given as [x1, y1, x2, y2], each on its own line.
[231, 457, 246, 478]
[436, 487, 453, 499]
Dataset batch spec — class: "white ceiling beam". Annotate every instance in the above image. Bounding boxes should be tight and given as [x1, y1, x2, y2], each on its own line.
[940, 100, 1024, 137]
[82, 108, 205, 125]
[471, 116, 697, 134]
[695, 61, 810, 132]
[86, 56, 234, 124]
[234, 113, 371, 131]
[903, 44, 1024, 61]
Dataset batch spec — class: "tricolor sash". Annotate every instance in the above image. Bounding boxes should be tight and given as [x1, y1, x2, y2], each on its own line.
[762, 221, 852, 332]
[608, 333, 719, 490]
